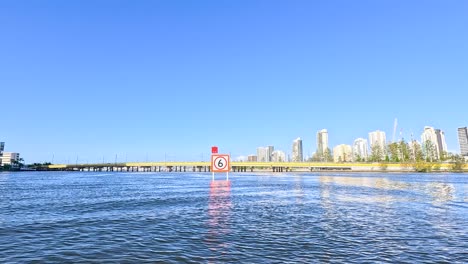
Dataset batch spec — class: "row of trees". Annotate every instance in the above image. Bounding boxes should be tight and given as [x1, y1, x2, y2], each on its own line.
[307, 139, 466, 172]
[367, 139, 449, 163]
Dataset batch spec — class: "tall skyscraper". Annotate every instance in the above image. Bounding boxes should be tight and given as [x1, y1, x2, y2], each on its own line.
[267, 146, 274, 161]
[353, 138, 369, 161]
[292, 138, 303, 162]
[435, 129, 448, 157]
[316, 129, 329, 155]
[421, 126, 447, 160]
[458, 127, 468, 156]
[333, 144, 353, 162]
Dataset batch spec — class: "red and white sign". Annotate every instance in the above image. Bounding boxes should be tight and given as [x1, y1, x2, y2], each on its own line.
[211, 154, 230, 172]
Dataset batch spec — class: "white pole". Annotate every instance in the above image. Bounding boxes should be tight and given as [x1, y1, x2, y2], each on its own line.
[226, 171, 229, 181]
[212, 171, 214, 181]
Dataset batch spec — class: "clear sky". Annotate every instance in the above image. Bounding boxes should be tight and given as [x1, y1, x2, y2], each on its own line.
[1, 0, 467, 163]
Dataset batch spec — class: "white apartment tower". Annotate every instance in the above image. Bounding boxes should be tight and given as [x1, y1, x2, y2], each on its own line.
[458, 127, 468, 156]
[316, 129, 329, 155]
[256, 147, 269, 162]
[353, 138, 369, 161]
[421, 126, 447, 160]
[333, 144, 353, 162]
[292, 138, 303, 162]
[369, 130, 386, 150]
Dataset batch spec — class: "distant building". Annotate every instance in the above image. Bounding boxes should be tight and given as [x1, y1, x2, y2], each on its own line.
[316, 129, 329, 155]
[267, 146, 274, 161]
[369, 130, 386, 150]
[333, 144, 352, 162]
[353, 138, 369, 161]
[271, 150, 286, 162]
[458, 127, 468, 156]
[435, 129, 448, 158]
[421, 126, 447, 160]
[256, 147, 269, 162]
[247, 155, 258, 162]
[292, 138, 303, 162]
[1, 152, 20, 166]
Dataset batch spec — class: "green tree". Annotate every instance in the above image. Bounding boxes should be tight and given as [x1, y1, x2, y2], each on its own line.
[13, 158, 25, 169]
[450, 154, 466, 172]
[323, 148, 333, 162]
[410, 141, 424, 162]
[398, 139, 410, 162]
[440, 151, 448, 162]
[354, 154, 362, 162]
[312, 152, 323, 162]
[370, 144, 384, 162]
[423, 140, 437, 162]
[387, 142, 400, 162]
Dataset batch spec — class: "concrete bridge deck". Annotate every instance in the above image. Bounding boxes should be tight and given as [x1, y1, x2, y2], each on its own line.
[47, 161, 462, 172]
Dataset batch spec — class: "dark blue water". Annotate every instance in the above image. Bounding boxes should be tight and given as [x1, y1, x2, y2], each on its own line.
[0, 172, 467, 263]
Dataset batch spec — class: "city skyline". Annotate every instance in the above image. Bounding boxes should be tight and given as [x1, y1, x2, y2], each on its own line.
[2, 123, 466, 163]
[1, 1, 467, 163]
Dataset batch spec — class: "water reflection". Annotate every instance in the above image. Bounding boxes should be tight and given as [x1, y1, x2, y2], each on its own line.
[424, 182, 455, 204]
[206, 180, 232, 256]
[318, 175, 457, 203]
[293, 175, 305, 204]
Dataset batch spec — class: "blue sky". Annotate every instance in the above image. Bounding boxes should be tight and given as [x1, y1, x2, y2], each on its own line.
[1, 0, 467, 163]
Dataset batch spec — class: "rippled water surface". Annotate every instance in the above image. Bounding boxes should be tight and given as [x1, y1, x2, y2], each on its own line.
[0, 172, 467, 263]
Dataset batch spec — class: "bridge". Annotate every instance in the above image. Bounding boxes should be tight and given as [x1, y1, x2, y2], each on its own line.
[47, 161, 460, 172]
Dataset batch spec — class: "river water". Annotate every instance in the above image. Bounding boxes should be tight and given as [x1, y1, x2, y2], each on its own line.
[0, 172, 466, 263]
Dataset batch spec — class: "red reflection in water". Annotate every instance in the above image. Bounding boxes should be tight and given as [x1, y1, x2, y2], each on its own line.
[205, 180, 232, 255]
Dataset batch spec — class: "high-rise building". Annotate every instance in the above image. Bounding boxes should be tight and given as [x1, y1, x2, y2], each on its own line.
[292, 138, 303, 162]
[333, 144, 353, 162]
[256, 147, 269, 162]
[256, 146, 274, 162]
[458, 127, 468, 156]
[317, 129, 329, 155]
[353, 138, 369, 161]
[435, 129, 448, 158]
[271, 150, 286, 162]
[369, 130, 386, 150]
[421, 126, 447, 160]
[267, 146, 274, 161]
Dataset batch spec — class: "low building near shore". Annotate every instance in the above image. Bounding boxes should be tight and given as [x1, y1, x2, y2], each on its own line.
[247, 155, 257, 162]
[1, 152, 20, 166]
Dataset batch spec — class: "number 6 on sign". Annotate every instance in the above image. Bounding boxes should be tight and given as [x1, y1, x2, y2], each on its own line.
[211, 154, 230, 172]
